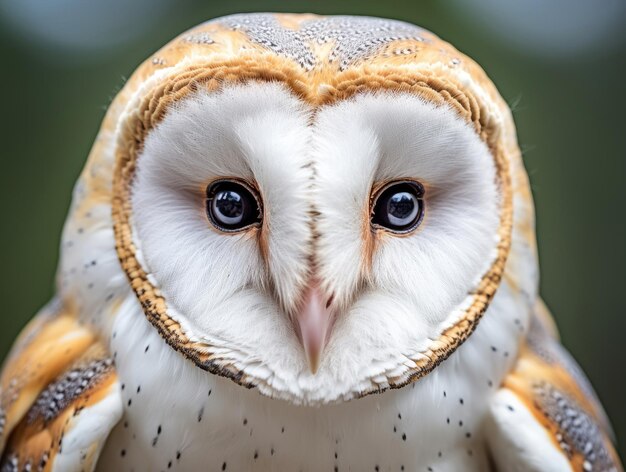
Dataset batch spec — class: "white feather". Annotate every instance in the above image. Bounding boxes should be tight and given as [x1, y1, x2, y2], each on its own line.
[486, 389, 573, 472]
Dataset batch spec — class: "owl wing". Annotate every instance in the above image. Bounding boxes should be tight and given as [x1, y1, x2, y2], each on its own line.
[0, 299, 122, 471]
[486, 300, 622, 472]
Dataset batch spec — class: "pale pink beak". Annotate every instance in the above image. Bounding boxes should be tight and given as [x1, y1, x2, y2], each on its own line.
[294, 283, 334, 374]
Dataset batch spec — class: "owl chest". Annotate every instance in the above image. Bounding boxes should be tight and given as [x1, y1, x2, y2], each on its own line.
[97, 303, 508, 472]
[99, 381, 490, 472]
[98, 344, 492, 471]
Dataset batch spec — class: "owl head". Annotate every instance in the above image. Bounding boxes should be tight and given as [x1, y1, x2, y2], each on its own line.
[60, 13, 538, 404]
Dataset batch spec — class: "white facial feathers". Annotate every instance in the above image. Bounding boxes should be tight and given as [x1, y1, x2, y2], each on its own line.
[130, 82, 500, 402]
[132, 83, 313, 314]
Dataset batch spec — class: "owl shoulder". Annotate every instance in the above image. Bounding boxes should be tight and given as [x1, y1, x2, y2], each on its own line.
[486, 300, 622, 471]
[0, 299, 122, 471]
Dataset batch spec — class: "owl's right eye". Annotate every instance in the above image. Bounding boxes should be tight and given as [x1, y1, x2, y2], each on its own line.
[206, 180, 262, 232]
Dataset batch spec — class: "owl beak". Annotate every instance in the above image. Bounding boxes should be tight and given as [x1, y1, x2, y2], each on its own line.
[294, 283, 334, 375]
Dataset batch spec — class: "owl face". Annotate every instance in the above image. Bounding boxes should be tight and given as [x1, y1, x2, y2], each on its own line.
[84, 13, 522, 405]
[126, 80, 500, 403]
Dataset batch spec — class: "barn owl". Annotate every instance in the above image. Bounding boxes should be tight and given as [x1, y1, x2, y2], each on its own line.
[0, 12, 621, 472]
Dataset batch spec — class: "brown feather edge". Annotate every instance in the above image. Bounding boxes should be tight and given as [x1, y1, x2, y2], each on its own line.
[111, 58, 513, 398]
[0, 311, 96, 454]
[503, 344, 623, 470]
[1, 345, 118, 471]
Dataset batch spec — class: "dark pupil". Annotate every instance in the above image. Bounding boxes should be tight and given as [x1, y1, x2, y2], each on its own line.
[372, 181, 424, 232]
[215, 191, 243, 218]
[388, 193, 415, 219]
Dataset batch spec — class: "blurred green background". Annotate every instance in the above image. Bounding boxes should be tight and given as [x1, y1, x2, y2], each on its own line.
[0, 0, 624, 461]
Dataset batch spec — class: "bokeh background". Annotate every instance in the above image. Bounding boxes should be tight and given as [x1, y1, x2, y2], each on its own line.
[1, 0, 624, 460]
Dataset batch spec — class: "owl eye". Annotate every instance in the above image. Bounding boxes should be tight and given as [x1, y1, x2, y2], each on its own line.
[206, 180, 262, 232]
[371, 181, 424, 233]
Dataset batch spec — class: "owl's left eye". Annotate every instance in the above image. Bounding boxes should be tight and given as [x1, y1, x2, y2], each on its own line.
[206, 180, 262, 232]
[371, 181, 425, 233]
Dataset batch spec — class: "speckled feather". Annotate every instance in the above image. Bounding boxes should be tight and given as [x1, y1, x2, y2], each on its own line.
[0, 305, 121, 471]
[0, 13, 621, 472]
[489, 305, 621, 471]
